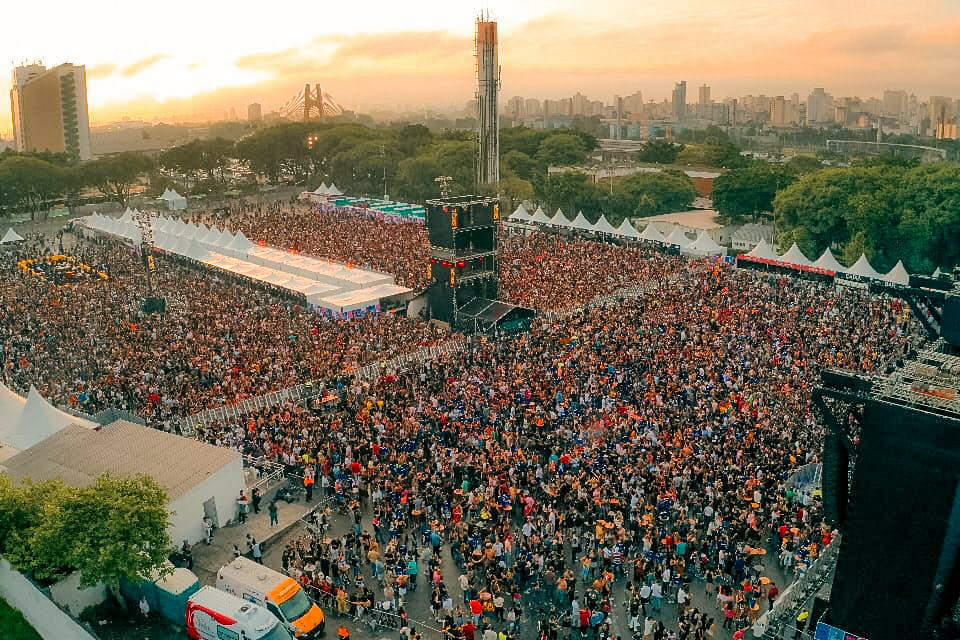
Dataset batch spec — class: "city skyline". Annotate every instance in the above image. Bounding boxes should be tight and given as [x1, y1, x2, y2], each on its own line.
[2, 0, 959, 136]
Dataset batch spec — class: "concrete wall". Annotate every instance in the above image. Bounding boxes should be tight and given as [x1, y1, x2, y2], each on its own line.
[169, 456, 244, 545]
[0, 558, 98, 640]
[48, 569, 107, 617]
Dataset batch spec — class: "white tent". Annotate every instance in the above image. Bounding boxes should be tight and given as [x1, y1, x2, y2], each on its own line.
[314, 183, 330, 195]
[0, 386, 96, 451]
[530, 207, 553, 225]
[225, 231, 254, 256]
[200, 227, 221, 245]
[216, 229, 236, 248]
[119, 208, 134, 224]
[1, 228, 24, 243]
[553, 208, 573, 227]
[592, 215, 619, 235]
[568, 211, 594, 232]
[883, 260, 910, 285]
[846, 254, 883, 280]
[779, 243, 812, 266]
[327, 183, 343, 196]
[746, 239, 778, 260]
[639, 224, 666, 243]
[663, 227, 692, 248]
[159, 189, 187, 211]
[0, 381, 27, 439]
[614, 219, 641, 239]
[933, 267, 942, 278]
[509, 204, 531, 222]
[684, 231, 727, 256]
[813, 248, 846, 272]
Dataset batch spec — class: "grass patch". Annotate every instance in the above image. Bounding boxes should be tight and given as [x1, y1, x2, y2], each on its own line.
[0, 596, 41, 640]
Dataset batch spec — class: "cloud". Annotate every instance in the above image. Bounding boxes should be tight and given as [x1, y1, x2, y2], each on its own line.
[87, 64, 116, 79]
[121, 54, 169, 77]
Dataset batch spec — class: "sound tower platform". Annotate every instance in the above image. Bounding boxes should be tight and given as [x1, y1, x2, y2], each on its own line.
[424, 195, 533, 334]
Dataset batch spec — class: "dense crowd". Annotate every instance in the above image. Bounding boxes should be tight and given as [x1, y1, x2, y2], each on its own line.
[0, 235, 446, 424]
[201, 257, 918, 640]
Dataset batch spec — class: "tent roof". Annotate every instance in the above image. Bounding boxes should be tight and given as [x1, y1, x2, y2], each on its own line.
[933, 267, 942, 278]
[327, 183, 343, 196]
[225, 231, 254, 254]
[615, 219, 641, 238]
[568, 212, 593, 231]
[813, 248, 845, 272]
[639, 224, 666, 242]
[746, 239, 778, 260]
[509, 204, 531, 221]
[530, 207, 553, 225]
[1, 228, 24, 243]
[884, 260, 910, 285]
[552, 208, 573, 227]
[663, 227, 692, 247]
[314, 183, 329, 195]
[0, 381, 27, 440]
[688, 230, 725, 254]
[592, 215, 619, 235]
[0, 386, 95, 451]
[847, 254, 882, 280]
[780, 243, 812, 266]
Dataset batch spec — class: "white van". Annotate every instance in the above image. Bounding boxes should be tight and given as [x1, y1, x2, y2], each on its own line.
[217, 557, 325, 638]
[187, 586, 293, 640]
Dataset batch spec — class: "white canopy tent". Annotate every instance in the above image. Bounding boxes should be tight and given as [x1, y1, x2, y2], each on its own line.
[745, 239, 778, 260]
[552, 208, 573, 228]
[639, 224, 666, 243]
[314, 183, 330, 195]
[0, 386, 96, 452]
[846, 254, 883, 280]
[592, 215, 619, 235]
[568, 211, 594, 232]
[814, 248, 846, 272]
[1, 228, 25, 243]
[614, 219, 641, 239]
[529, 207, 553, 225]
[327, 183, 344, 196]
[663, 227, 692, 248]
[159, 188, 188, 211]
[508, 204, 531, 223]
[683, 231, 727, 256]
[883, 260, 910, 285]
[779, 243, 812, 267]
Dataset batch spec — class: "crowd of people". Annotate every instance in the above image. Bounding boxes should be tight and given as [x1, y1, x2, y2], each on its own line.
[0, 233, 446, 424]
[199, 249, 918, 639]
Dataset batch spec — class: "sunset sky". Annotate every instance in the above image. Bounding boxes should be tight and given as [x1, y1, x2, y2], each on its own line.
[2, 0, 958, 134]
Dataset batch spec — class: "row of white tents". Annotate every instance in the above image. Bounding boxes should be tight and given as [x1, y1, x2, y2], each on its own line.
[314, 182, 344, 197]
[744, 239, 911, 285]
[80, 212, 410, 317]
[0, 381, 97, 457]
[508, 204, 727, 256]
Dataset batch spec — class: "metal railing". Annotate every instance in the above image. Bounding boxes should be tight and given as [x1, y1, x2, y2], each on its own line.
[763, 534, 841, 639]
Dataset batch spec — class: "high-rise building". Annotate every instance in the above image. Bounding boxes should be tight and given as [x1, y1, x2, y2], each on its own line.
[524, 98, 542, 117]
[807, 88, 834, 124]
[475, 15, 500, 184]
[882, 91, 907, 119]
[672, 81, 687, 120]
[571, 92, 588, 116]
[622, 90, 643, 114]
[698, 84, 711, 118]
[247, 103, 262, 123]
[506, 96, 524, 119]
[10, 62, 91, 160]
[770, 96, 787, 124]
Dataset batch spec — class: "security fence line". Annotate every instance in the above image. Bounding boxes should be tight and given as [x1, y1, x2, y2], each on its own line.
[177, 337, 467, 436]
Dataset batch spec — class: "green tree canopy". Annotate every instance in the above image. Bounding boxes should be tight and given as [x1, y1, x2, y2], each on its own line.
[638, 140, 683, 164]
[712, 163, 796, 223]
[536, 134, 588, 167]
[87, 152, 154, 206]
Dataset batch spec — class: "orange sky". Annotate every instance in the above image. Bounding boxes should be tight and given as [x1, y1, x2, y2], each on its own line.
[2, 0, 958, 135]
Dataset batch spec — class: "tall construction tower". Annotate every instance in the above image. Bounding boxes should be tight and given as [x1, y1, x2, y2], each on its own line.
[475, 13, 500, 185]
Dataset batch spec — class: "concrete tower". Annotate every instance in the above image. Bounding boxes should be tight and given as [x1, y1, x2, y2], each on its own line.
[475, 14, 500, 185]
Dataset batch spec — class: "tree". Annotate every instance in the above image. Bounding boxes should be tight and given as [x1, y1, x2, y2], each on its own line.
[498, 175, 534, 207]
[0, 156, 63, 219]
[536, 134, 588, 167]
[676, 141, 746, 169]
[712, 163, 796, 223]
[609, 172, 697, 220]
[2, 473, 173, 606]
[88, 152, 153, 206]
[502, 150, 538, 181]
[538, 171, 605, 218]
[638, 140, 683, 164]
[395, 124, 433, 156]
[395, 156, 442, 202]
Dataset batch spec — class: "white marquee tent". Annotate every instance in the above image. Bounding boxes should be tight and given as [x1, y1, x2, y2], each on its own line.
[614, 219, 641, 239]
[592, 215, 619, 235]
[553, 208, 573, 227]
[745, 239, 778, 260]
[663, 227, 692, 248]
[1, 228, 24, 244]
[0, 385, 96, 452]
[568, 211, 594, 232]
[846, 254, 883, 280]
[158, 189, 187, 211]
[779, 243, 812, 267]
[684, 231, 727, 256]
[639, 224, 666, 243]
[814, 248, 846, 272]
[509, 204, 531, 223]
[884, 260, 910, 285]
[530, 207, 553, 225]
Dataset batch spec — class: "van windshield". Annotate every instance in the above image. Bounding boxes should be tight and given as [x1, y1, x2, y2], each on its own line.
[278, 590, 312, 622]
[258, 623, 294, 640]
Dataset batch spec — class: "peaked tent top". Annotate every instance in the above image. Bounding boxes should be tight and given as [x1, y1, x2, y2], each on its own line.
[883, 260, 910, 285]
[847, 254, 883, 280]
[327, 183, 344, 196]
[3, 386, 95, 451]
[615, 219, 641, 238]
[530, 207, 553, 225]
[314, 183, 329, 195]
[746, 239, 778, 260]
[553, 208, 573, 227]
[780, 243, 812, 266]
[0, 228, 24, 243]
[639, 224, 666, 243]
[509, 204, 531, 221]
[688, 231, 725, 254]
[664, 227, 692, 247]
[813, 248, 845, 272]
[933, 267, 942, 278]
[568, 212, 593, 231]
[592, 215, 619, 235]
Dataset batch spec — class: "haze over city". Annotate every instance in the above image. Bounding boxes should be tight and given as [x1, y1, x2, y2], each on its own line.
[2, 0, 959, 133]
